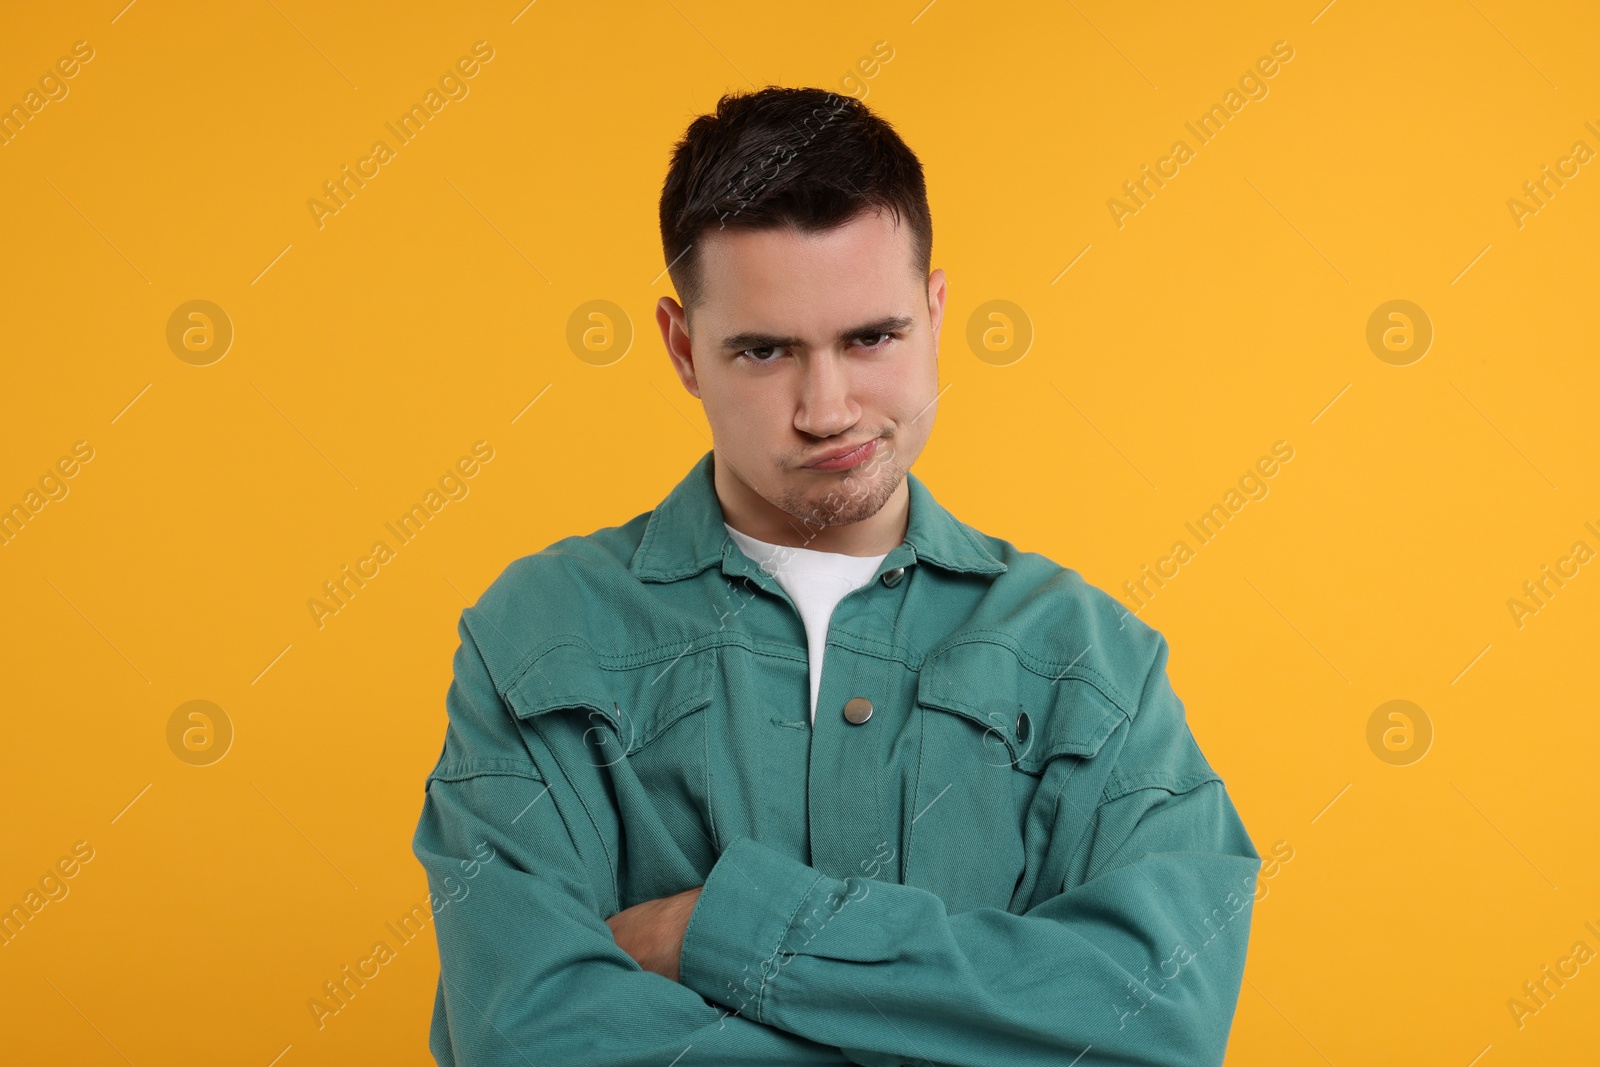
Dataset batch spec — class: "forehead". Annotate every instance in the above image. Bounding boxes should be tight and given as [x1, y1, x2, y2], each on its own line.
[694, 209, 918, 329]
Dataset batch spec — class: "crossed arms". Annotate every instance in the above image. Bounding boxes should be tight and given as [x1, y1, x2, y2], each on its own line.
[412, 612, 1262, 1066]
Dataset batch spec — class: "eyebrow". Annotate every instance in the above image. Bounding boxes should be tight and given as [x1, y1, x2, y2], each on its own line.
[719, 315, 916, 352]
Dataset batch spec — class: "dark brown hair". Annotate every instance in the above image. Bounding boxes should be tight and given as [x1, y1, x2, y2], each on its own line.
[658, 86, 933, 318]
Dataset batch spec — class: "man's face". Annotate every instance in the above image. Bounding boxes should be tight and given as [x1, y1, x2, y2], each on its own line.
[658, 207, 947, 540]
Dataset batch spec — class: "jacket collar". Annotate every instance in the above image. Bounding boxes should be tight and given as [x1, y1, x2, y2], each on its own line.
[631, 449, 1007, 583]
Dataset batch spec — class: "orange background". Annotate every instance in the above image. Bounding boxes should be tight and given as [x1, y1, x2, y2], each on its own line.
[3, 1, 1597, 1063]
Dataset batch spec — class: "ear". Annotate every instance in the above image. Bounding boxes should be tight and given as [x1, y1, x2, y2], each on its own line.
[657, 296, 701, 398]
[926, 269, 947, 355]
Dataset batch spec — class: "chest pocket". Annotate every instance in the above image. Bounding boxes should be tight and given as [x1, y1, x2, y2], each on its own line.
[906, 640, 1125, 914]
[503, 640, 718, 906]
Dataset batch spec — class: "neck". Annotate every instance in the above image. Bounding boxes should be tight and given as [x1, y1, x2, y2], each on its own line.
[714, 451, 908, 557]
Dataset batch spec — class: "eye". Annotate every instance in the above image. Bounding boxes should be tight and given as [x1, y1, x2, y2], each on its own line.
[736, 333, 898, 364]
[736, 346, 787, 364]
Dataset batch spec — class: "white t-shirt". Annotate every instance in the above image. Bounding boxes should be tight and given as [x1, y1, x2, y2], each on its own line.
[724, 523, 889, 725]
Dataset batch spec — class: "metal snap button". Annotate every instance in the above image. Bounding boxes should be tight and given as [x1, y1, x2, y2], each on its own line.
[881, 567, 905, 587]
[1016, 711, 1031, 744]
[843, 697, 874, 725]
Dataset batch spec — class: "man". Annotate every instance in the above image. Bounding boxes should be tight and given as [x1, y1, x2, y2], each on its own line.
[413, 86, 1261, 1066]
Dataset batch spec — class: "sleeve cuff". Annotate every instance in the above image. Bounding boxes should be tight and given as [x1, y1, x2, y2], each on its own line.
[678, 835, 828, 1022]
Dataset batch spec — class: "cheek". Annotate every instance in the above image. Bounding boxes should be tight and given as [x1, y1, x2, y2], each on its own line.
[884, 353, 939, 421]
[702, 383, 784, 451]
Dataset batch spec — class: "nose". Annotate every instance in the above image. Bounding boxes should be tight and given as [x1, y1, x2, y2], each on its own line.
[794, 351, 858, 439]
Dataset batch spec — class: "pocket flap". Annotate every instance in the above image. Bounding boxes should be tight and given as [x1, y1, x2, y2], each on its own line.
[505, 640, 714, 753]
[916, 640, 1126, 773]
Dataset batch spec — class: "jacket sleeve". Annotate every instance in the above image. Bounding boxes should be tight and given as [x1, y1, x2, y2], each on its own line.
[411, 611, 860, 1067]
[676, 634, 1263, 1067]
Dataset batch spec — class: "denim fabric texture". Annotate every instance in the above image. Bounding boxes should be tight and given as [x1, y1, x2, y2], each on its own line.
[412, 448, 1262, 1066]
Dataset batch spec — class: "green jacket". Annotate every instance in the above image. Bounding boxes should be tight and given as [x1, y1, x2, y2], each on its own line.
[412, 449, 1261, 1066]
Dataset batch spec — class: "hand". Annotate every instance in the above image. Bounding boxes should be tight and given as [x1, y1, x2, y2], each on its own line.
[605, 886, 702, 982]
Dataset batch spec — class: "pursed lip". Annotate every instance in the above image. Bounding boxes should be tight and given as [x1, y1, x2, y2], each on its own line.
[804, 437, 877, 468]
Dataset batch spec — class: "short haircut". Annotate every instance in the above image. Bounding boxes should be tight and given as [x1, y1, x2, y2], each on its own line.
[658, 86, 933, 319]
